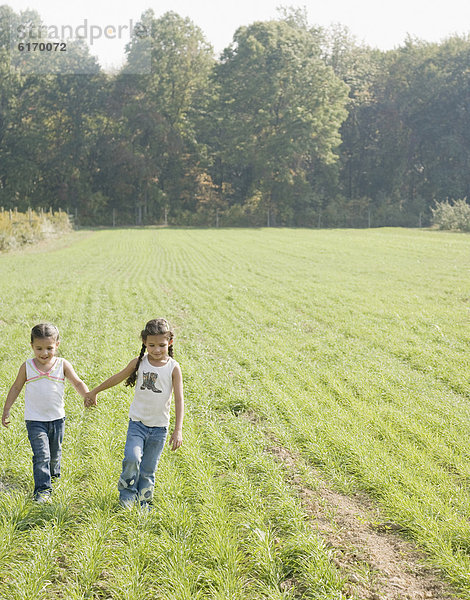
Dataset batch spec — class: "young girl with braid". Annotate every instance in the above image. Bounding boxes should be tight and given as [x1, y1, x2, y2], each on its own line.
[85, 318, 184, 509]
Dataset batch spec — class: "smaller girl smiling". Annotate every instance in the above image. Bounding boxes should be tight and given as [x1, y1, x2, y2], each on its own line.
[2, 323, 89, 502]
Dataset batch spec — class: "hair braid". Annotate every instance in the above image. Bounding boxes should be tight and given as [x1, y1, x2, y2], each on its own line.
[124, 318, 174, 387]
[125, 343, 146, 387]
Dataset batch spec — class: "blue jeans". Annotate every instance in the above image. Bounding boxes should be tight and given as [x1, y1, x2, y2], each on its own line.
[118, 420, 167, 507]
[25, 418, 65, 498]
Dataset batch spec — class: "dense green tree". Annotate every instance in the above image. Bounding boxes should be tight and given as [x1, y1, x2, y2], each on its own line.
[397, 37, 470, 201]
[210, 18, 349, 225]
[114, 10, 214, 223]
[0, 68, 106, 211]
[0, 6, 105, 211]
[335, 34, 470, 225]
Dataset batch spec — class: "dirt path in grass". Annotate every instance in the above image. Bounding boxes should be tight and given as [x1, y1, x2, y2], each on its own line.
[264, 437, 458, 600]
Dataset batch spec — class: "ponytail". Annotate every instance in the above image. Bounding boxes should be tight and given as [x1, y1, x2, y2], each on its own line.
[125, 343, 146, 387]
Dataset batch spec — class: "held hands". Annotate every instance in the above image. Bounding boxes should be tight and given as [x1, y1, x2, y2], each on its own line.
[84, 392, 97, 408]
[169, 428, 183, 451]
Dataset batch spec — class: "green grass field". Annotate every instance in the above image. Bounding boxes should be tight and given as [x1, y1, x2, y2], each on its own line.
[0, 228, 469, 599]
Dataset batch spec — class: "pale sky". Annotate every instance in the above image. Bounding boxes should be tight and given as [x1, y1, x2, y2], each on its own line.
[5, 0, 470, 71]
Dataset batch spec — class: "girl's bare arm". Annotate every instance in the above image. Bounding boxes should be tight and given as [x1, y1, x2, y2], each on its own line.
[169, 364, 184, 450]
[84, 359, 138, 406]
[2, 363, 27, 427]
[63, 360, 89, 399]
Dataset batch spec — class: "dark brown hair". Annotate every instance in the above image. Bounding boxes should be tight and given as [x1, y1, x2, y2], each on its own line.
[124, 318, 174, 387]
[31, 323, 60, 343]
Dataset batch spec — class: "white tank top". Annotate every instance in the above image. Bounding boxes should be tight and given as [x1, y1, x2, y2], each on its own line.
[24, 358, 66, 421]
[128, 355, 177, 427]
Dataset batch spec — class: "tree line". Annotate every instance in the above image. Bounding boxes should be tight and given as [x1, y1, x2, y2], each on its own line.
[1, 5, 469, 227]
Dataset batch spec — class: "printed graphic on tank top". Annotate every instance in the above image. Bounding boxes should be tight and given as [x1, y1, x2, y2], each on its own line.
[140, 371, 163, 393]
[128, 355, 178, 427]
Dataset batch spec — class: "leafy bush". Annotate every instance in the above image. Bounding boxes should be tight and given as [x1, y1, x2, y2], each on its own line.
[431, 198, 470, 231]
[0, 209, 72, 251]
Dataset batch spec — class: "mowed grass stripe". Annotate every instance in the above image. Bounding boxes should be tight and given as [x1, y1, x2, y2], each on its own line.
[0, 227, 469, 598]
